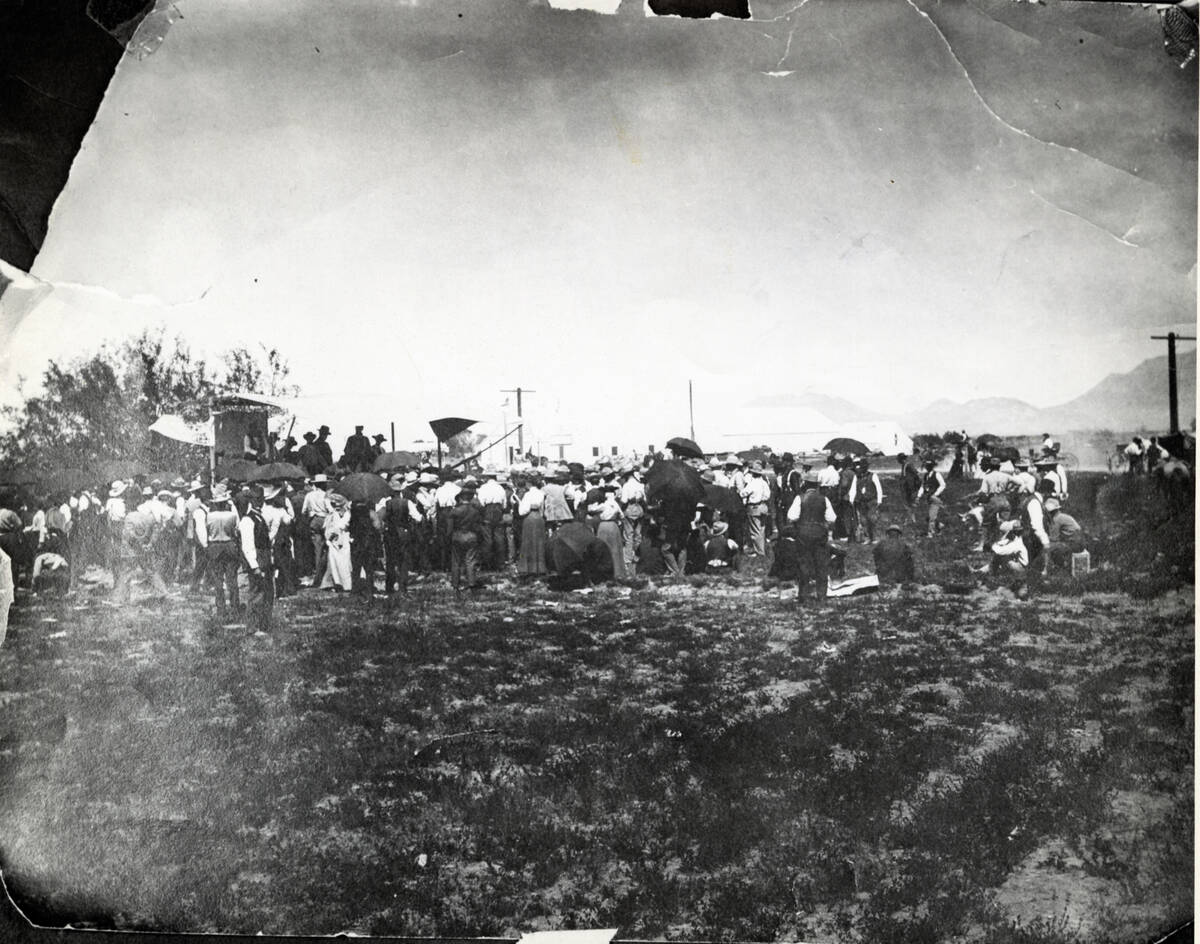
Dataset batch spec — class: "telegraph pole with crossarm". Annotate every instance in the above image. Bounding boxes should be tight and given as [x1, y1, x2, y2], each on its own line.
[501, 387, 536, 459]
[1150, 332, 1196, 434]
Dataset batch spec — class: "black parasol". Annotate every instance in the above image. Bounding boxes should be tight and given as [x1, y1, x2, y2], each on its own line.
[645, 459, 706, 506]
[823, 437, 870, 456]
[666, 436, 704, 460]
[429, 417, 478, 442]
[703, 484, 744, 518]
[333, 472, 390, 503]
[546, 521, 614, 582]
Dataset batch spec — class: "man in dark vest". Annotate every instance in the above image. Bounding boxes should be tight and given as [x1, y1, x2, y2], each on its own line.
[835, 457, 858, 541]
[379, 474, 422, 593]
[238, 485, 274, 634]
[790, 475, 836, 601]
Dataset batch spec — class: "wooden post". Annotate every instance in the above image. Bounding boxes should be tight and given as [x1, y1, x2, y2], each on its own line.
[1151, 332, 1196, 434]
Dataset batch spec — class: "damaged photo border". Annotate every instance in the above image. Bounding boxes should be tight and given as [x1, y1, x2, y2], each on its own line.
[0, 0, 1195, 942]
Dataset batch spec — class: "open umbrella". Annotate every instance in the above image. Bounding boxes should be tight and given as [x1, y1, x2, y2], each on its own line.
[645, 459, 706, 506]
[429, 417, 478, 442]
[823, 437, 870, 456]
[248, 461, 306, 482]
[546, 521, 614, 581]
[975, 433, 1004, 447]
[703, 483, 744, 518]
[215, 458, 260, 481]
[373, 450, 421, 472]
[666, 436, 704, 460]
[333, 472, 390, 504]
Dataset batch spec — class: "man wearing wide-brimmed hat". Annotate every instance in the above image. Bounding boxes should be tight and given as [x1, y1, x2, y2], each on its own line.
[301, 473, 332, 587]
[314, 425, 334, 471]
[262, 483, 297, 598]
[297, 432, 323, 477]
[741, 461, 772, 557]
[197, 483, 241, 619]
[618, 463, 646, 570]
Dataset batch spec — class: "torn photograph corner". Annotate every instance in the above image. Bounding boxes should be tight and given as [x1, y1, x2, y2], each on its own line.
[0, 0, 1194, 940]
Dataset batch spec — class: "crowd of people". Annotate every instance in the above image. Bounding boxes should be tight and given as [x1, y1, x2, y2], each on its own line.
[0, 426, 1190, 628]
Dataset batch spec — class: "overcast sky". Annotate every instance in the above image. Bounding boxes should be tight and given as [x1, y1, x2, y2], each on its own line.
[1, 0, 1195, 453]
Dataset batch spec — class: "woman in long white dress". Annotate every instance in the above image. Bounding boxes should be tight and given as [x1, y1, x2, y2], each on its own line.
[321, 492, 353, 591]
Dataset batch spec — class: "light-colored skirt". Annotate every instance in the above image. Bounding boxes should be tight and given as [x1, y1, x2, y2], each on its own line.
[596, 520, 626, 580]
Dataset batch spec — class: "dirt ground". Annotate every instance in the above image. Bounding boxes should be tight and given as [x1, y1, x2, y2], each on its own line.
[0, 472, 1191, 942]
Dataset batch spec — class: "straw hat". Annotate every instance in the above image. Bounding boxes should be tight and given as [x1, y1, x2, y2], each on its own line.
[108, 481, 126, 498]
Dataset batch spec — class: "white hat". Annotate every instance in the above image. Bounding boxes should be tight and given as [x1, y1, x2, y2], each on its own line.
[108, 480, 127, 498]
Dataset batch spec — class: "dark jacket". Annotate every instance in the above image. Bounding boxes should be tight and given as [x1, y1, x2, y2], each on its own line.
[873, 535, 915, 584]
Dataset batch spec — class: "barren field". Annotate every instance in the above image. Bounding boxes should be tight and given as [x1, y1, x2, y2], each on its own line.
[0, 473, 1192, 942]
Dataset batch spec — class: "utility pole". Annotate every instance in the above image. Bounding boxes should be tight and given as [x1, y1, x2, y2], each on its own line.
[501, 386, 535, 457]
[689, 379, 695, 441]
[1150, 332, 1196, 434]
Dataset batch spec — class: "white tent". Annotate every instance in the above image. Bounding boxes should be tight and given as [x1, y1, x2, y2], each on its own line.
[709, 406, 913, 457]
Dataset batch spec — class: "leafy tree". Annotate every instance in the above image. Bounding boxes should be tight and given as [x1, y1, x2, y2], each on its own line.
[444, 430, 488, 463]
[0, 329, 298, 477]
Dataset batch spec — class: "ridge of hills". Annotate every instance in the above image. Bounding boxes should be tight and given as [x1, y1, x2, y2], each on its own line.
[757, 350, 1196, 435]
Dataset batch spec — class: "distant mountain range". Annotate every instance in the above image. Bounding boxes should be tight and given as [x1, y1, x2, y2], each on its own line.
[762, 350, 1196, 435]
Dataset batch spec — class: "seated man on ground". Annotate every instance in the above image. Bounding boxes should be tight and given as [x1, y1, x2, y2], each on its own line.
[31, 528, 71, 596]
[873, 524, 915, 585]
[704, 521, 740, 573]
[1043, 498, 1086, 573]
[988, 519, 1029, 596]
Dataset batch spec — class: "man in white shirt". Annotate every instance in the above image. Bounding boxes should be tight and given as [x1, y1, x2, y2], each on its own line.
[434, 472, 462, 571]
[740, 462, 772, 557]
[301, 474, 332, 587]
[618, 465, 647, 570]
[1124, 437, 1144, 475]
[989, 519, 1030, 593]
[816, 456, 840, 490]
[477, 469, 508, 570]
